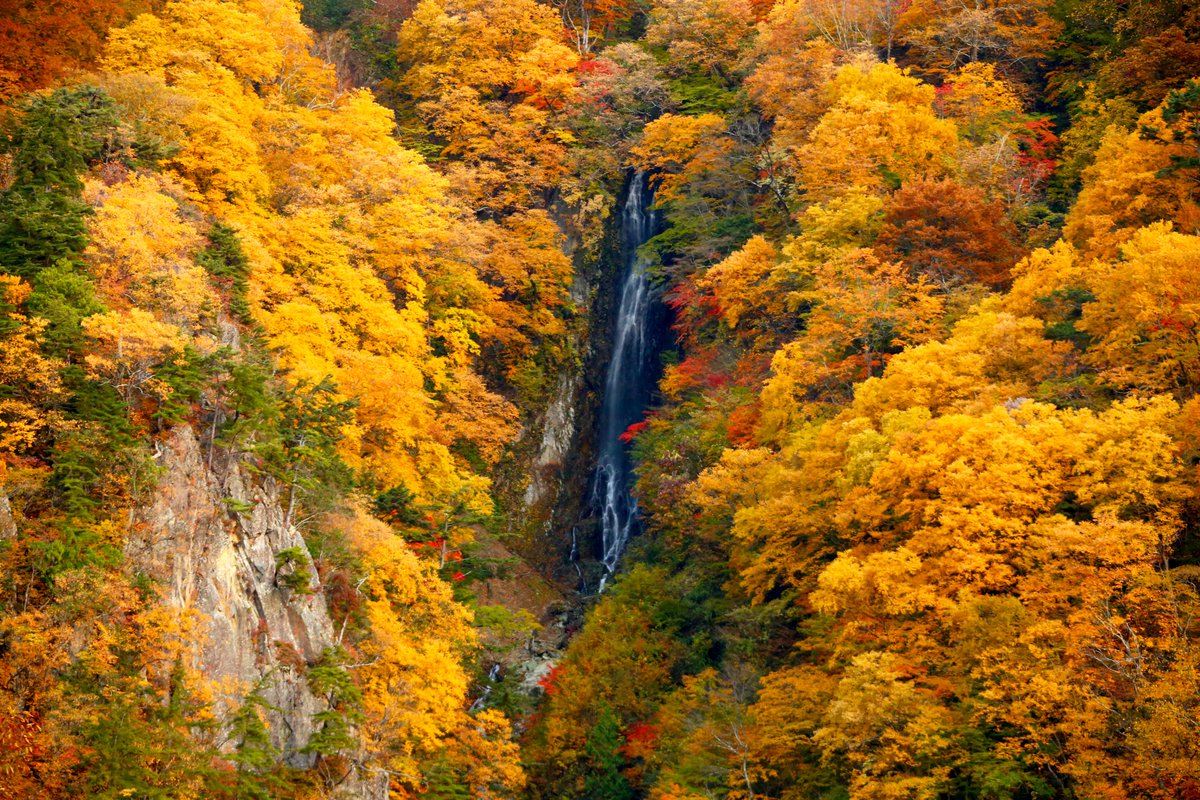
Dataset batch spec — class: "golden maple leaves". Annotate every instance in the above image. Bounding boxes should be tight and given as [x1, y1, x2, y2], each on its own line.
[0, 276, 65, 454]
[631, 13, 1200, 799]
[8, 0, 556, 792]
[91, 0, 545, 511]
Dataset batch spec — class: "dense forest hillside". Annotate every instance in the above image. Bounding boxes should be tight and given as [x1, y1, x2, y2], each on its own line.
[1, 0, 1200, 798]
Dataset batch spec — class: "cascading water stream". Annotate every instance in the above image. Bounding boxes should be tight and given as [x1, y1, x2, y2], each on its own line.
[590, 171, 661, 590]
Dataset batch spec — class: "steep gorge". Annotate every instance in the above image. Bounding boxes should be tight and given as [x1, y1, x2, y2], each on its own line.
[586, 171, 665, 589]
[6, 0, 1200, 797]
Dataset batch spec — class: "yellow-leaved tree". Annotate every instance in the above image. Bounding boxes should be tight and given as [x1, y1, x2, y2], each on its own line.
[338, 508, 524, 796]
[798, 60, 958, 200]
[85, 0, 536, 792]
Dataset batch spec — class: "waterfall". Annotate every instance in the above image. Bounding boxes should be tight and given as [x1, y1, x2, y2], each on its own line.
[590, 171, 661, 589]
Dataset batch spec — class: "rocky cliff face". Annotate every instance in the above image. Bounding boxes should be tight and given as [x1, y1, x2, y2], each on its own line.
[522, 370, 585, 512]
[498, 204, 604, 590]
[125, 425, 384, 797]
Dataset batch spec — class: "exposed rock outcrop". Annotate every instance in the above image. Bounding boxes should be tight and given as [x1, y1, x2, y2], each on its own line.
[126, 425, 384, 798]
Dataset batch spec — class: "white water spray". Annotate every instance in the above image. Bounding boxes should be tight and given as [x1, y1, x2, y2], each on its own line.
[591, 172, 659, 589]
